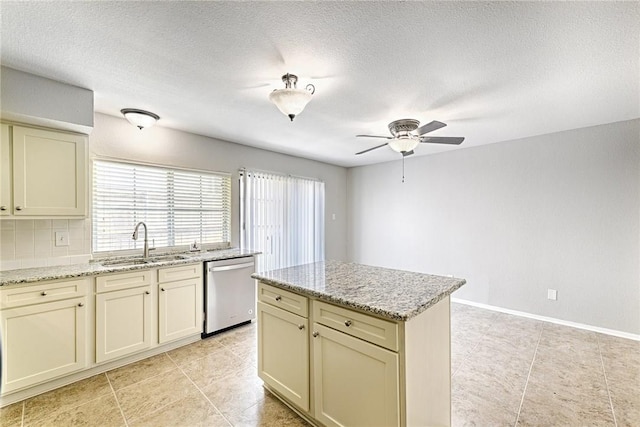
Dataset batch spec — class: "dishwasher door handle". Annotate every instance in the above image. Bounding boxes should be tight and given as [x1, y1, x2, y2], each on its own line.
[209, 262, 255, 273]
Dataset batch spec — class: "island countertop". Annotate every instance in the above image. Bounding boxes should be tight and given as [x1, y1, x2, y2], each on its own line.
[252, 260, 466, 321]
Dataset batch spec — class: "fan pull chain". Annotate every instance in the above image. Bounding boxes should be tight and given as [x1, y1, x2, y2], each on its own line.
[402, 155, 405, 183]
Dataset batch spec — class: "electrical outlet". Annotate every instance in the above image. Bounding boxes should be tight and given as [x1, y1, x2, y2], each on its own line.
[547, 289, 557, 301]
[55, 231, 69, 247]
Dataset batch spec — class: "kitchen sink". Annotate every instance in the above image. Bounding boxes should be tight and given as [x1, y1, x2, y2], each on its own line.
[101, 259, 150, 267]
[148, 254, 191, 262]
[101, 254, 190, 267]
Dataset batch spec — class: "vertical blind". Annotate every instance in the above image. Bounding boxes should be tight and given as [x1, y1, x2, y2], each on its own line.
[240, 170, 325, 272]
[93, 160, 231, 253]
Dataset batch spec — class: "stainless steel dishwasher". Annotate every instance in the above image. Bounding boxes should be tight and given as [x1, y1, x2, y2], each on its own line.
[203, 256, 256, 337]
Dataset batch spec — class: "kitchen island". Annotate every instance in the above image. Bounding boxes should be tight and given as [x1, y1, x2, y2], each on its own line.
[252, 260, 466, 427]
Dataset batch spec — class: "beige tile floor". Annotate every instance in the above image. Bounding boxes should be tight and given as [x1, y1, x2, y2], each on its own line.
[1, 303, 638, 426]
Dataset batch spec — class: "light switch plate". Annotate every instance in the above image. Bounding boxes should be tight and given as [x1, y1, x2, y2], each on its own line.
[55, 231, 70, 247]
[547, 289, 557, 300]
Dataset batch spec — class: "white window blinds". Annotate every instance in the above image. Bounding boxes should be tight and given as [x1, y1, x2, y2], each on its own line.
[240, 170, 325, 272]
[93, 160, 231, 253]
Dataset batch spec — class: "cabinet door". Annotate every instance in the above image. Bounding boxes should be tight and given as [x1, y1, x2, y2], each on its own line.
[1, 297, 87, 393]
[158, 278, 203, 343]
[11, 126, 86, 216]
[0, 124, 11, 215]
[257, 301, 309, 411]
[313, 323, 400, 427]
[96, 286, 152, 363]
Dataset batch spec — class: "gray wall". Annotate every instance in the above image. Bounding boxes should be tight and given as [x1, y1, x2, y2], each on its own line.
[91, 113, 348, 262]
[0, 66, 93, 133]
[347, 119, 640, 335]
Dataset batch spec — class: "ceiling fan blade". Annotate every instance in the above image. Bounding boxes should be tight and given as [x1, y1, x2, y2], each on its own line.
[356, 134, 393, 139]
[402, 150, 414, 157]
[416, 120, 447, 135]
[420, 136, 465, 145]
[356, 143, 389, 155]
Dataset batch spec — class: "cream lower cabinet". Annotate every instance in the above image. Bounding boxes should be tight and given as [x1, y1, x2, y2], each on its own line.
[95, 270, 153, 363]
[257, 283, 310, 411]
[257, 281, 452, 427]
[312, 323, 399, 427]
[0, 278, 89, 393]
[158, 264, 203, 343]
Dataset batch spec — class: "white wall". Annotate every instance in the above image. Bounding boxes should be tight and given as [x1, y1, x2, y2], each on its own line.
[90, 113, 348, 261]
[347, 119, 640, 335]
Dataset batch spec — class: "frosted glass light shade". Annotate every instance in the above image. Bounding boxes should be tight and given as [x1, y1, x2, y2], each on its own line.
[269, 89, 312, 121]
[388, 136, 419, 153]
[121, 109, 160, 130]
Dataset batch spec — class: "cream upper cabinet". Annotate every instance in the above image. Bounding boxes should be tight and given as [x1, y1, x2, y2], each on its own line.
[0, 278, 89, 393]
[0, 124, 12, 215]
[158, 264, 203, 344]
[7, 125, 87, 217]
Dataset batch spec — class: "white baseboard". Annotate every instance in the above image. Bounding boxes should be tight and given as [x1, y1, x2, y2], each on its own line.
[451, 298, 640, 342]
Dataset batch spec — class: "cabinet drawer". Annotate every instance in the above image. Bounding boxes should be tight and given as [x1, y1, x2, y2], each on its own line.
[313, 301, 399, 351]
[258, 282, 308, 318]
[158, 263, 202, 283]
[96, 269, 152, 293]
[1, 278, 89, 309]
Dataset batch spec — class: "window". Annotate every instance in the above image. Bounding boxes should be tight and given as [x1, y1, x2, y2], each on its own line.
[240, 169, 324, 271]
[93, 159, 231, 254]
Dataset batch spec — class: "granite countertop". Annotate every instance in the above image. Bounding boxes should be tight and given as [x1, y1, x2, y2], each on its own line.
[252, 260, 466, 321]
[0, 248, 259, 287]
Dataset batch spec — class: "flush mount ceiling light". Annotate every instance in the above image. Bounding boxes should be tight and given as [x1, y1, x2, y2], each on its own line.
[268, 73, 315, 121]
[120, 108, 160, 130]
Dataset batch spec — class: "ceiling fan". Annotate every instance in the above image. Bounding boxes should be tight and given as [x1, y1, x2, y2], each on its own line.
[356, 119, 464, 156]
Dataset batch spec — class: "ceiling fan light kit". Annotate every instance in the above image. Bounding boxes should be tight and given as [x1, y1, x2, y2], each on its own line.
[388, 136, 419, 153]
[269, 73, 315, 121]
[120, 108, 160, 130]
[356, 118, 464, 155]
[356, 118, 466, 182]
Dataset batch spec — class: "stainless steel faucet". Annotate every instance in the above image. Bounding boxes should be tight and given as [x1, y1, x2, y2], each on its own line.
[132, 222, 150, 258]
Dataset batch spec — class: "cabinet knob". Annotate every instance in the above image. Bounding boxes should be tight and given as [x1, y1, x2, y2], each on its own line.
[275, 295, 282, 301]
[312, 331, 319, 338]
[41, 291, 48, 296]
[78, 302, 84, 307]
[160, 288, 165, 292]
[15, 206, 22, 211]
[344, 320, 352, 327]
[0, 206, 6, 211]
[145, 290, 150, 295]
[298, 324, 305, 330]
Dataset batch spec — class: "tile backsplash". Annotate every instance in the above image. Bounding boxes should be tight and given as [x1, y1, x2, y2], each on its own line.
[0, 219, 91, 271]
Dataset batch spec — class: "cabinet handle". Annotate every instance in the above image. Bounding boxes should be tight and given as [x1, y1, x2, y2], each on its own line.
[41, 291, 48, 296]
[0, 206, 6, 211]
[145, 291, 150, 295]
[298, 324, 305, 330]
[344, 320, 352, 327]
[15, 206, 22, 211]
[275, 295, 282, 301]
[312, 331, 319, 338]
[78, 302, 84, 307]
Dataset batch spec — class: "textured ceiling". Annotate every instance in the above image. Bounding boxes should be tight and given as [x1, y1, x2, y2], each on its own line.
[1, 1, 638, 167]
